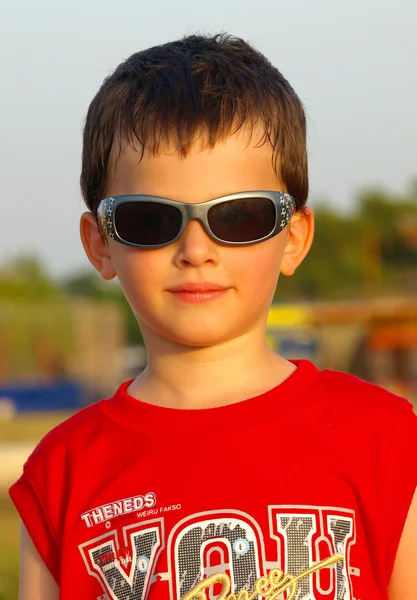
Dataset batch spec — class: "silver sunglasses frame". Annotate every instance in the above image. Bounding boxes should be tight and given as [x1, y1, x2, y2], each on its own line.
[97, 191, 296, 248]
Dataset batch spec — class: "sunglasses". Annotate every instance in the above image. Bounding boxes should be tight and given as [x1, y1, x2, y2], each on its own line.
[97, 191, 296, 248]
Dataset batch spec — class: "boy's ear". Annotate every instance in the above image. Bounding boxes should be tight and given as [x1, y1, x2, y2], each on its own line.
[80, 212, 117, 280]
[280, 207, 314, 276]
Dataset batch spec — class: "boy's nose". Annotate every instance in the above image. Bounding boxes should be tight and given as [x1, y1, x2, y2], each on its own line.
[173, 219, 220, 268]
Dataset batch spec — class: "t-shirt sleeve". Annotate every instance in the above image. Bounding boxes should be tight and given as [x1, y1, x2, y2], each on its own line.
[9, 430, 69, 583]
[10, 469, 60, 582]
[383, 398, 417, 581]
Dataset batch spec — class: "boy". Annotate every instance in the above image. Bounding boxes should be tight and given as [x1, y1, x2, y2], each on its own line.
[10, 33, 417, 600]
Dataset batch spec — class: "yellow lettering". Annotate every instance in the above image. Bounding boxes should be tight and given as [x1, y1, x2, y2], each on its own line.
[181, 573, 230, 600]
[181, 553, 343, 600]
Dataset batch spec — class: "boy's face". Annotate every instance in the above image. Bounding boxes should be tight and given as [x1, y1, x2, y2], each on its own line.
[81, 127, 313, 348]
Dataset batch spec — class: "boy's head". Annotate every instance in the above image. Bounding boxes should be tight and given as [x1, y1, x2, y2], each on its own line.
[80, 33, 314, 349]
[81, 33, 308, 217]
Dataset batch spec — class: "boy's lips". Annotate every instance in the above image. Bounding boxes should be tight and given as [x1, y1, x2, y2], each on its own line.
[166, 282, 231, 303]
[167, 282, 230, 293]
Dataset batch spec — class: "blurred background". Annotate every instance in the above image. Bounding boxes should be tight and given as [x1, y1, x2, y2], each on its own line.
[1, 0, 417, 597]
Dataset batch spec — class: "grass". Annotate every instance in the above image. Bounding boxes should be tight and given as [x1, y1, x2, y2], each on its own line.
[0, 412, 73, 600]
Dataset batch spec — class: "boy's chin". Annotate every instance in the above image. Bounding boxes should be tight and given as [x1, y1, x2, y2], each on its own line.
[152, 321, 242, 349]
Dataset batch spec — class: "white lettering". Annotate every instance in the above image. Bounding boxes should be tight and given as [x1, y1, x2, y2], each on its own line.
[81, 513, 93, 527]
[123, 498, 133, 513]
[133, 496, 145, 510]
[145, 492, 156, 507]
[102, 505, 114, 520]
[91, 508, 104, 525]
[113, 501, 123, 517]
[81, 493, 157, 528]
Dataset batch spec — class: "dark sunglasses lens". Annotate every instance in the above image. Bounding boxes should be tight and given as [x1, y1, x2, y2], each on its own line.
[115, 202, 182, 246]
[208, 197, 276, 242]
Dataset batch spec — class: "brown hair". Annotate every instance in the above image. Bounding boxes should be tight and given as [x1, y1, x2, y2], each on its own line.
[80, 33, 308, 216]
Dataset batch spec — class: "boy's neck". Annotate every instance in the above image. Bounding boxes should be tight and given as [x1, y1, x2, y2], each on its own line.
[127, 327, 296, 409]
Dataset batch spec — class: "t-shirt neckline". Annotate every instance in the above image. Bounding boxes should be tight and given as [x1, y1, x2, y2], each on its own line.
[99, 359, 324, 438]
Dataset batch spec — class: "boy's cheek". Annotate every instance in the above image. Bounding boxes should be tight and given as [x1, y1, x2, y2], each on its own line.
[237, 241, 284, 284]
[109, 245, 166, 286]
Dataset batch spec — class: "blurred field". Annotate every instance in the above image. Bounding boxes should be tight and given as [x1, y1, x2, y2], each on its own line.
[0, 412, 72, 443]
[0, 412, 72, 600]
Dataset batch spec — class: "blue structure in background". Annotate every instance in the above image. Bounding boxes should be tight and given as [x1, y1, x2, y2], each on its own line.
[0, 380, 86, 412]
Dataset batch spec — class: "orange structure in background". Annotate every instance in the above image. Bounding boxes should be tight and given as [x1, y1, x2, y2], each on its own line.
[268, 296, 417, 403]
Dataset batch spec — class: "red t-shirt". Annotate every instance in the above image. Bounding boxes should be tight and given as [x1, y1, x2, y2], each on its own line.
[9, 359, 417, 599]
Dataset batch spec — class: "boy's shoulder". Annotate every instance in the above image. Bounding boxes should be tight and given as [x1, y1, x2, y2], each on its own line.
[41, 401, 101, 445]
[24, 400, 105, 475]
[318, 365, 416, 431]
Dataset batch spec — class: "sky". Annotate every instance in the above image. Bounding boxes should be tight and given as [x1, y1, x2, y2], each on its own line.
[1, 0, 416, 277]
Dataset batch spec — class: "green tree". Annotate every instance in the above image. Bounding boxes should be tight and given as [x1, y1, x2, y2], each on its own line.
[0, 255, 61, 301]
[276, 182, 417, 301]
